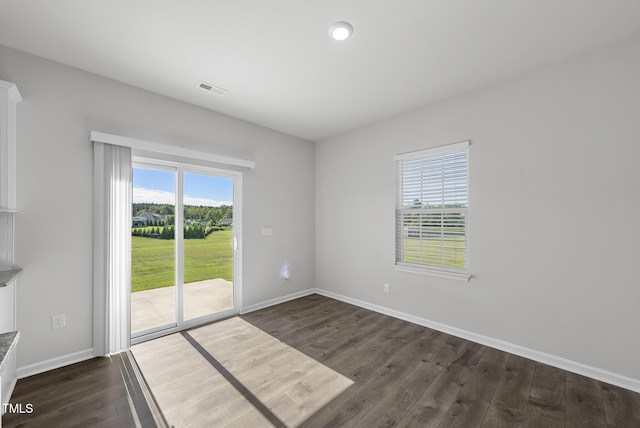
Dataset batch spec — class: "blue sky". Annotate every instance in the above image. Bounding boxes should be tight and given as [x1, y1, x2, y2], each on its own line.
[133, 168, 233, 206]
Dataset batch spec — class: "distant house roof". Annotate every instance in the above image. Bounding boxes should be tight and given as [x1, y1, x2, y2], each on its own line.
[219, 218, 233, 226]
[132, 216, 148, 227]
[139, 212, 164, 222]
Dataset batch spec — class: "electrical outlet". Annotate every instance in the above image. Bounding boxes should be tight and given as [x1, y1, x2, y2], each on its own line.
[52, 314, 66, 330]
[384, 283, 390, 294]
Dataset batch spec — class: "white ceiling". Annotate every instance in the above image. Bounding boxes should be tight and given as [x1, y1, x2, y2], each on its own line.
[2, 1, 640, 142]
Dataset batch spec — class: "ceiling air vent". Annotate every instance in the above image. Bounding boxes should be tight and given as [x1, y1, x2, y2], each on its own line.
[198, 81, 228, 96]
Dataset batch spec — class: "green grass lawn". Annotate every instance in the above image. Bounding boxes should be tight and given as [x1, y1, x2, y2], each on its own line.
[131, 228, 233, 293]
[403, 235, 466, 269]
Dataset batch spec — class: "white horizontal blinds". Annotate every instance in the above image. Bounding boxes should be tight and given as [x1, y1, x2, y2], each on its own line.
[395, 141, 469, 272]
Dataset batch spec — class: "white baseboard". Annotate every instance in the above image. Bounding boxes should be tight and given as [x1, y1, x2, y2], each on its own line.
[17, 348, 94, 379]
[240, 288, 316, 315]
[314, 288, 640, 393]
[16, 289, 640, 394]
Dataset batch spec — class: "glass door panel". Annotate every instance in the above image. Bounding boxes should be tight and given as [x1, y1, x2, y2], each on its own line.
[183, 172, 234, 321]
[131, 166, 177, 335]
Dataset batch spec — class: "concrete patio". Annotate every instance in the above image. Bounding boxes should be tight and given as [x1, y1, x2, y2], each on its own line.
[131, 278, 233, 333]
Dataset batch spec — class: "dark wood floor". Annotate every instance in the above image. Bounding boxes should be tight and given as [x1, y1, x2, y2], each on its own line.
[4, 294, 640, 427]
[2, 350, 159, 427]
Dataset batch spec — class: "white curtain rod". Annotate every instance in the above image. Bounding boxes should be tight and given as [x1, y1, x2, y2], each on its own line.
[90, 131, 255, 169]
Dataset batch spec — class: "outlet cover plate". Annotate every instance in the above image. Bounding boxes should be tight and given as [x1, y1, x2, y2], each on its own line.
[52, 314, 66, 330]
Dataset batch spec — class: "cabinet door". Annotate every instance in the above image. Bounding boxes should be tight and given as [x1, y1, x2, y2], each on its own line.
[0, 280, 15, 333]
[1, 342, 18, 406]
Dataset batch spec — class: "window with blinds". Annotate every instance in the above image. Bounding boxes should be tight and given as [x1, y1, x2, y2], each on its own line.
[395, 141, 469, 280]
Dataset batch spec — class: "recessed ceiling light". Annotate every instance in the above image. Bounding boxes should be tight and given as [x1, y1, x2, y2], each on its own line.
[329, 21, 353, 41]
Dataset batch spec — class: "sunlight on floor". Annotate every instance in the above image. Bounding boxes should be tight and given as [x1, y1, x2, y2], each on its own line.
[131, 317, 354, 427]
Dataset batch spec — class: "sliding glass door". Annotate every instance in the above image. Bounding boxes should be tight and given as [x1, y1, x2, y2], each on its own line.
[131, 162, 239, 340]
[182, 172, 234, 321]
[131, 166, 177, 334]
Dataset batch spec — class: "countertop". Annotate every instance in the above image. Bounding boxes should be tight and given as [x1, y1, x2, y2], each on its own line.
[0, 331, 19, 371]
[0, 268, 22, 287]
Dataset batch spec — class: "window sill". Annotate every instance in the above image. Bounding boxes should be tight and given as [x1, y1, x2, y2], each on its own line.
[394, 264, 471, 282]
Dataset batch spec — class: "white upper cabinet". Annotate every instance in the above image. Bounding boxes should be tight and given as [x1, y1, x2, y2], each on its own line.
[0, 80, 22, 211]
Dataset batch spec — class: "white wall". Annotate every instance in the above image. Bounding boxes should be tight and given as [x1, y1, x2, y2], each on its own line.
[2, 30, 639, 386]
[0, 44, 315, 369]
[316, 35, 640, 382]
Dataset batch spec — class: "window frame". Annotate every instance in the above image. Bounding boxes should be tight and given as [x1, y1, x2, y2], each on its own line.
[394, 140, 470, 281]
